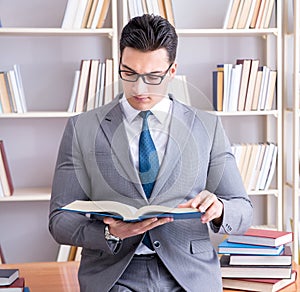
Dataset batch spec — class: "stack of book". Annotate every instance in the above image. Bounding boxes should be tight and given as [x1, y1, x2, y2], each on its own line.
[231, 142, 277, 192]
[68, 58, 114, 113]
[218, 228, 297, 291]
[0, 65, 27, 114]
[212, 59, 276, 112]
[61, 0, 111, 29]
[127, 0, 175, 26]
[0, 268, 29, 291]
[223, 0, 275, 29]
[0, 140, 14, 197]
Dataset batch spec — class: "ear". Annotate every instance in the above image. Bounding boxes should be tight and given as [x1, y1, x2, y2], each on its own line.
[169, 62, 177, 78]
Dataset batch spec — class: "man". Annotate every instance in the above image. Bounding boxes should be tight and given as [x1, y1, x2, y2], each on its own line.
[49, 14, 253, 292]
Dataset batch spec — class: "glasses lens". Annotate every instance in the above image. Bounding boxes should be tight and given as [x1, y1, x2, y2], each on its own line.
[144, 75, 163, 85]
[120, 71, 138, 82]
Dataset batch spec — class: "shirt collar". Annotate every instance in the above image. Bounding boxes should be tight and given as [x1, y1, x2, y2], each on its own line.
[120, 94, 172, 124]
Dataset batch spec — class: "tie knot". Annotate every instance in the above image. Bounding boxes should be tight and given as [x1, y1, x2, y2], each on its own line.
[139, 110, 152, 120]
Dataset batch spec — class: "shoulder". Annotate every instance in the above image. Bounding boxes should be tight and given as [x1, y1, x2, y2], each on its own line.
[171, 96, 219, 128]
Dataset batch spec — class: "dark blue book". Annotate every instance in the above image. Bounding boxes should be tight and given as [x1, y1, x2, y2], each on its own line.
[61, 200, 204, 222]
[0, 269, 19, 286]
[218, 239, 284, 255]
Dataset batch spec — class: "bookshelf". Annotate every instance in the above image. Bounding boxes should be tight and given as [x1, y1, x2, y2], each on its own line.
[123, 0, 283, 231]
[0, 0, 287, 263]
[0, 0, 118, 262]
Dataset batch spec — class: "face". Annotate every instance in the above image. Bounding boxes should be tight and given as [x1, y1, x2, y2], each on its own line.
[120, 47, 177, 111]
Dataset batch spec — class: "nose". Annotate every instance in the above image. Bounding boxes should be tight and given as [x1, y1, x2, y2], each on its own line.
[132, 76, 148, 95]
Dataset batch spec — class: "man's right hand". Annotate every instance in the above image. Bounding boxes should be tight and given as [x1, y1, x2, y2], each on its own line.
[103, 217, 173, 240]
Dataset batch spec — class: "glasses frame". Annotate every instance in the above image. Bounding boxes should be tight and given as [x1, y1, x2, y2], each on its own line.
[119, 63, 173, 85]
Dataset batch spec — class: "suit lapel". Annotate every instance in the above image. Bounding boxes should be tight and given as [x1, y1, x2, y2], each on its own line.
[150, 100, 196, 201]
[96, 99, 146, 199]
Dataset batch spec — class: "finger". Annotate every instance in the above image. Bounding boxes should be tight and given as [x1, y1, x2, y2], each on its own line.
[178, 198, 194, 208]
[198, 193, 216, 212]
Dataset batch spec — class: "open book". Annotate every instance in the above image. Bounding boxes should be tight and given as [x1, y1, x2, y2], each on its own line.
[61, 200, 203, 222]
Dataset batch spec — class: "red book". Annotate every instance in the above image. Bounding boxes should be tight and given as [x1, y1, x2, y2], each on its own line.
[223, 270, 297, 292]
[0, 277, 25, 291]
[227, 228, 293, 247]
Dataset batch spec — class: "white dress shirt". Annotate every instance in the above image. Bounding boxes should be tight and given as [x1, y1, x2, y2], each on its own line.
[119, 94, 173, 254]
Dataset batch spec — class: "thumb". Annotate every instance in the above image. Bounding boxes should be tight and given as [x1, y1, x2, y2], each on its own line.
[103, 217, 116, 225]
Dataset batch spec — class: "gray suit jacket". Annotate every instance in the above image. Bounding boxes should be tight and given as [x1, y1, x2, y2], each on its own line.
[49, 94, 253, 292]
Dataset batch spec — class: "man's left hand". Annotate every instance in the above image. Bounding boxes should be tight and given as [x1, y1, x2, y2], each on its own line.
[178, 190, 223, 225]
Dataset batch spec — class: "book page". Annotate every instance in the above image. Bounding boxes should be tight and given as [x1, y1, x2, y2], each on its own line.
[61, 200, 138, 220]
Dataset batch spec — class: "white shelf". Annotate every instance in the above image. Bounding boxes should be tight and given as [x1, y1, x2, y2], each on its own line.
[0, 188, 51, 202]
[209, 110, 279, 117]
[0, 27, 115, 37]
[248, 189, 280, 196]
[176, 28, 278, 37]
[0, 112, 78, 118]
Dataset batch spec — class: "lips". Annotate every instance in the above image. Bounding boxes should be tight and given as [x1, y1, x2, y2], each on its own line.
[132, 95, 149, 101]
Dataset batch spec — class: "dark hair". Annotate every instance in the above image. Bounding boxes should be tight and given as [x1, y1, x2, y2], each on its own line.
[120, 14, 178, 63]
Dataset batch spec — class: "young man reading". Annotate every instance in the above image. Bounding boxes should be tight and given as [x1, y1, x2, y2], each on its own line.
[49, 14, 253, 291]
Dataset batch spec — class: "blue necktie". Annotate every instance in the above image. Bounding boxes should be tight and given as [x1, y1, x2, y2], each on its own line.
[139, 110, 159, 250]
[139, 111, 159, 198]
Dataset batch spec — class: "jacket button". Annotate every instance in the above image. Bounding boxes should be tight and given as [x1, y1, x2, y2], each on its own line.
[153, 241, 160, 248]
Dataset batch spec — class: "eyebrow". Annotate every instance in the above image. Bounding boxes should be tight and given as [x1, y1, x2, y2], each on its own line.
[120, 63, 164, 74]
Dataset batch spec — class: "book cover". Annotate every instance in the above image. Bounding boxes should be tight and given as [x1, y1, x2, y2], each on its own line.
[56, 245, 72, 262]
[103, 59, 113, 104]
[86, 59, 100, 111]
[0, 269, 19, 286]
[61, 0, 80, 29]
[81, 0, 94, 28]
[218, 239, 284, 255]
[229, 245, 293, 266]
[237, 0, 253, 29]
[61, 200, 204, 222]
[167, 75, 191, 105]
[236, 59, 252, 111]
[91, 0, 104, 29]
[264, 70, 277, 110]
[244, 59, 259, 111]
[164, 0, 175, 26]
[0, 72, 12, 114]
[86, 0, 99, 29]
[243, 144, 260, 191]
[233, 0, 245, 29]
[257, 142, 275, 190]
[224, 0, 241, 29]
[228, 228, 293, 247]
[228, 63, 242, 111]
[250, 0, 262, 28]
[255, 0, 267, 28]
[220, 255, 292, 279]
[222, 270, 297, 292]
[0, 140, 14, 196]
[96, 0, 111, 29]
[212, 70, 223, 111]
[0, 244, 5, 264]
[263, 0, 275, 28]
[75, 59, 91, 112]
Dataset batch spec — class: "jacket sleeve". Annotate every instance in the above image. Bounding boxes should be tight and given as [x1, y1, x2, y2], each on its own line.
[48, 116, 118, 254]
[206, 116, 253, 235]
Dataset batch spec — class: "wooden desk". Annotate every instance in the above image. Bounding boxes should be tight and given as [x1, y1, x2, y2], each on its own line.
[3, 261, 80, 292]
[2, 261, 300, 291]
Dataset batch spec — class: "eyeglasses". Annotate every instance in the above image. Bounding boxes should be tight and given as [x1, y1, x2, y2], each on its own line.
[119, 63, 173, 85]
